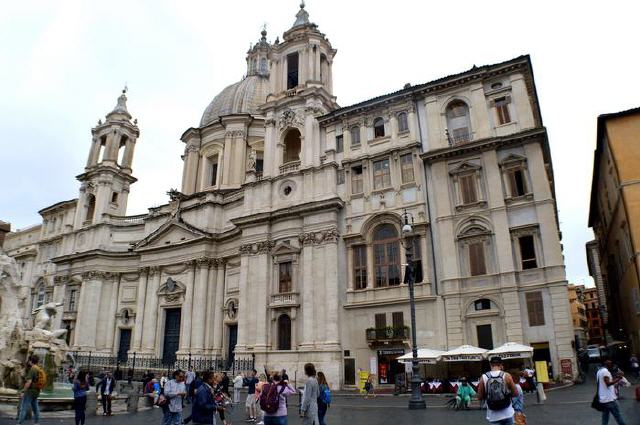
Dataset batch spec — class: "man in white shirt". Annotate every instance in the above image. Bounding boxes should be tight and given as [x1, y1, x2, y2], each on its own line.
[596, 360, 627, 425]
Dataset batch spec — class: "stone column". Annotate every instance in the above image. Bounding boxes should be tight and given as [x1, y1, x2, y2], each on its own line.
[204, 259, 219, 351]
[142, 267, 160, 352]
[121, 138, 136, 173]
[183, 146, 200, 194]
[179, 261, 195, 351]
[86, 137, 100, 167]
[235, 253, 250, 353]
[132, 268, 148, 351]
[254, 252, 270, 351]
[212, 261, 226, 354]
[264, 119, 276, 178]
[191, 258, 209, 353]
[76, 272, 103, 349]
[300, 241, 314, 348]
[105, 274, 121, 351]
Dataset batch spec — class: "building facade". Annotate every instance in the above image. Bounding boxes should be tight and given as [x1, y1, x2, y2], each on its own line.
[588, 107, 640, 352]
[583, 287, 605, 345]
[4, 5, 575, 387]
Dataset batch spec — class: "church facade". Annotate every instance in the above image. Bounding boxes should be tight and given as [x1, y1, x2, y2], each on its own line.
[4, 4, 575, 387]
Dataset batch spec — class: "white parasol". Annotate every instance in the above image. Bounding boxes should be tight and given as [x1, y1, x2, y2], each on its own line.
[397, 349, 445, 364]
[440, 344, 488, 362]
[486, 342, 534, 359]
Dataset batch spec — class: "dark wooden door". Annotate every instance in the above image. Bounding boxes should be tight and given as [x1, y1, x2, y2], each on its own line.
[117, 329, 131, 363]
[227, 325, 238, 368]
[163, 309, 181, 364]
[344, 358, 355, 385]
[477, 324, 494, 350]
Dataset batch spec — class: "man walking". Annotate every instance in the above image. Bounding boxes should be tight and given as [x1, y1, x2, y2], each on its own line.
[477, 356, 518, 425]
[163, 370, 187, 425]
[96, 370, 116, 416]
[18, 355, 42, 425]
[244, 369, 259, 422]
[597, 359, 628, 425]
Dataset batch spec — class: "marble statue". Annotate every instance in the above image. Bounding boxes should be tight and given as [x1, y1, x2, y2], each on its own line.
[248, 148, 257, 171]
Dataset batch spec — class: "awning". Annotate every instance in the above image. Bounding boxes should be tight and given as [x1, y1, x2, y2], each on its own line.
[397, 349, 445, 364]
[486, 342, 534, 359]
[440, 345, 488, 362]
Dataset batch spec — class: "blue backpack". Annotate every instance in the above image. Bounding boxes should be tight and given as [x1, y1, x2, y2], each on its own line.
[319, 386, 331, 404]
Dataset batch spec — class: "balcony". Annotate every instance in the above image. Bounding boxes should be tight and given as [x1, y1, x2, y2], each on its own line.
[447, 130, 473, 147]
[279, 160, 300, 174]
[365, 326, 410, 344]
[269, 292, 300, 308]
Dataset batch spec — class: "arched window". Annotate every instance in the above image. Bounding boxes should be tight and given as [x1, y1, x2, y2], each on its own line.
[373, 224, 401, 287]
[260, 58, 268, 74]
[474, 298, 492, 311]
[373, 117, 385, 138]
[446, 100, 471, 144]
[397, 112, 408, 132]
[34, 281, 46, 309]
[85, 194, 96, 224]
[277, 314, 292, 350]
[283, 128, 301, 164]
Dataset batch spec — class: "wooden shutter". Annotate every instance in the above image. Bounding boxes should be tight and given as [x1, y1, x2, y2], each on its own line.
[526, 291, 545, 326]
[392, 312, 404, 328]
[375, 313, 387, 329]
[469, 242, 486, 276]
[460, 174, 477, 204]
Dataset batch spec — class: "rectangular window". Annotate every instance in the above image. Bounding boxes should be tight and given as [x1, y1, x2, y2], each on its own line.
[111, 192, 118, 204]
[392, 311, 404, 328]
[526, 291, 545, 326]
[350, 126, 361, 146]
[459, 174, 478, 204]
[398, 113, 409, 132]
[495, 97, 511, 125]
[287, 52, 299, 89]
[373, 158, 391, 189]
[403, 236, 423, 283]
[375, 313, 387, 329]
[68, 289, 77, 312]
[337, 169, 345, 185]
[336, 134, 344, 153]
[351, 165, 363, 194]
[400, 153, 415, 183]
[353, 245, 368, 290]
[469, 241, 487, 276]
[210, 155, 219, 186]
[507, 168, 527, 197]
[278, 262, 292, 293]
[519, 235, 538, 269]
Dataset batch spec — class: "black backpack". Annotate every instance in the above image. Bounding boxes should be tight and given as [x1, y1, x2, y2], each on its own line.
[485, 371, 511, 410]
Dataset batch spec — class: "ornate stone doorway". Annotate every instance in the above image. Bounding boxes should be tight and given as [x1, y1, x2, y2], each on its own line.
[227, 324, 237, 368]
[163, 308, 181, 364]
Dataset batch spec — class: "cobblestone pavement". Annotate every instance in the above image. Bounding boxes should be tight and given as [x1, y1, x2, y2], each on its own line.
[2, 374, 639, 425]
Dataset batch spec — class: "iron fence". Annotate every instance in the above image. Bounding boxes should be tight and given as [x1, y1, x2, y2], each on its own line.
[68, 351, 254, 381]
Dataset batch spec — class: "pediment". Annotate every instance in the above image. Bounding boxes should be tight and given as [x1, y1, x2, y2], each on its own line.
[449, 161, 481, 175]
[500, 153, 527, 166]
[134, 219, 209, 250]
[271, 240, 300, 256]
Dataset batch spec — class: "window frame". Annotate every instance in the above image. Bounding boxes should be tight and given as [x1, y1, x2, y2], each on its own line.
[351, 165, 364, 195]
[459, 173, 479, 205]
[372, 224, 401, 287]
[372, 158, 391, 190]
[518, 234, 538, 270]
[373, 117, 385, 138]
[352, 245, 368, 290]
[397, 112, 409, 133]
[336, 134, 344, 153]
[350, 126, 361, 147]
[495, 96, 512, 125]
[468, 241, 487, 276]
[446, 100, 472, 144]
[277, 314, 292, 350]
[400, 153, 415, 184]
[525, 291, 545, 326]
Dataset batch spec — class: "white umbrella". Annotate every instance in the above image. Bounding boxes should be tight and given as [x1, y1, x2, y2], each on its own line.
[486, 342, 534, 359]
[440, 344, 488, 362]
[397, 349, 445, 364]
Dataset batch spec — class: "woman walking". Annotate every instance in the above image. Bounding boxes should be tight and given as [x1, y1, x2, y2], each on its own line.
[300, 363, 319, 425]
[72, 371, 89, 425]
[316, 372, 331, 425]
[262, 372, 296, 425]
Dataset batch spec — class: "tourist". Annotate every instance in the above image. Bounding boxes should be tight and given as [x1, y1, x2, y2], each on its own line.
[523, 365, 536, 393]
[233, 372, 243, 404]
[221, 372, 230, 397]
[163, 370, 187, 425]
[512, 376, 525, 425]
[191, 371, 217, 425]
[281, 369, 289, 382]
[300, 363, 319, 425]
[364, 374, 376, 399]
[73, 371, 89, 425]
[629, 354, 639, 380]
[262, 372, 296, 425]
[255, 373, 268, 425]
[455, 377, 475, 410]
[186, 368, 196, 403]
[96, 370, 116, 416]
[596, 359, 628, 425]
[18, 354, 42, 425]
[244, 369, 259, 422]
[316, 372, 331, 425]
[477, 356, 518, 425]
[143, 370, 152, 391]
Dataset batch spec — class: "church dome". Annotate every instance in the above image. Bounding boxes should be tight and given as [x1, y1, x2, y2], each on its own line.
[200, 75, 270, 127]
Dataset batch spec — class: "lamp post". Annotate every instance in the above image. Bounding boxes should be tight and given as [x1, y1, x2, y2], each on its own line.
[402, 209, 426, 410]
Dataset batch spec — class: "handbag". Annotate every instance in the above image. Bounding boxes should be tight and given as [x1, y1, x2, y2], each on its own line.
[590, 374, 604, 412]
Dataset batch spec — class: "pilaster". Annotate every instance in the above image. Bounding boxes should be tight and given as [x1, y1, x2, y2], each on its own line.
[132, 267, 148, 351]
[179, 261, 196, 352]
[191, 258, 210, 353]
[141, 267, 160, 351]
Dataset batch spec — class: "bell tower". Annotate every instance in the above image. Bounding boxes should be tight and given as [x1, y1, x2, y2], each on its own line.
[74, 89, 140, 228]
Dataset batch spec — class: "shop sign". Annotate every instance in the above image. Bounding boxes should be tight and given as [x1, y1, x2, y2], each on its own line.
[378, 348, 405, 356]
[442, 354, 484, 361]
[560, 358, 573, 376]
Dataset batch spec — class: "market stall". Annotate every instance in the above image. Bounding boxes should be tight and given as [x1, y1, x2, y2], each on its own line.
[440, 345, 488, 392]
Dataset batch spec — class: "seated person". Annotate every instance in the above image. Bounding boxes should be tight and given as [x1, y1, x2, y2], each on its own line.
[456, 377, 476, 409]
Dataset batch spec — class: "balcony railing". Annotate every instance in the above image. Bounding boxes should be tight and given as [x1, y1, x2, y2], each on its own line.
[365, 325, 410, 342]
[446, 129, 473, 147]
[269, 292, 300, 308]
[279, 160, 300, 174]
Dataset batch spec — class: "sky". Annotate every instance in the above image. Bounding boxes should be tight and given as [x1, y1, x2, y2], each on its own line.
[1, 0, 638, 286]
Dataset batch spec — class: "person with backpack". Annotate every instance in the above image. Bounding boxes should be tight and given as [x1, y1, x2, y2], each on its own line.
[477, 356, 519, 425]
[316, 372, 331, 425]
[254, 373, 269, 425]
[18, 354, 44, 425]
[73, 371, 89, 425]
[261, 371, 296, 425]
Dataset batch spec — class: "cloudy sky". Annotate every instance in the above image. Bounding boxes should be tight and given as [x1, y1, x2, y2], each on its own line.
[1, 0, 638, 286]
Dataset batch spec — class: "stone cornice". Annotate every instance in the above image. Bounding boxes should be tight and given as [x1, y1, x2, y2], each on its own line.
[231, 198, 343, 228]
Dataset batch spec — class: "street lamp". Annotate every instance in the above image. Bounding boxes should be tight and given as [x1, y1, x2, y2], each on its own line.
[401, 209, 426, 410]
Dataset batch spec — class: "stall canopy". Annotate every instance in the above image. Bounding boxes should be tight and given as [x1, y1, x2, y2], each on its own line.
[486, 342, 534, 359]
[397, 349, 445, 364]
[440, 345, 488, 362]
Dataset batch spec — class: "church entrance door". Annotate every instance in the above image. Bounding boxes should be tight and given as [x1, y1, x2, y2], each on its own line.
[163, 308, 181, 364]
[227, 324, 237, 368]
[117, 329, 131, 363]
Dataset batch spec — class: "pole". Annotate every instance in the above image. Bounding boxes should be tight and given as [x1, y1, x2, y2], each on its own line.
[405, 225, 426, 410]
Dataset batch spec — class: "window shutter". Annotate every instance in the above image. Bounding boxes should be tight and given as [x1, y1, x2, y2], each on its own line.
[392, 312, 404, 328]
[460, 175, 477, 204]
[526, 291, 545, 326]
[469, 242, 486, 276]
[375, 313, 387, 329]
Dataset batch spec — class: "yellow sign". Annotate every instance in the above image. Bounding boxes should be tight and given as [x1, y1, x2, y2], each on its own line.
[535, 361, 549, 383]
[358, 371, 369, 393]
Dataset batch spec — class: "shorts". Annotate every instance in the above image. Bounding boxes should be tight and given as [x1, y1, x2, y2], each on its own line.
[245, 394, 258, 408]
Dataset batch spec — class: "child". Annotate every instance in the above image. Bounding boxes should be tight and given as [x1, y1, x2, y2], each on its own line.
[512, 379, 525, 425]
